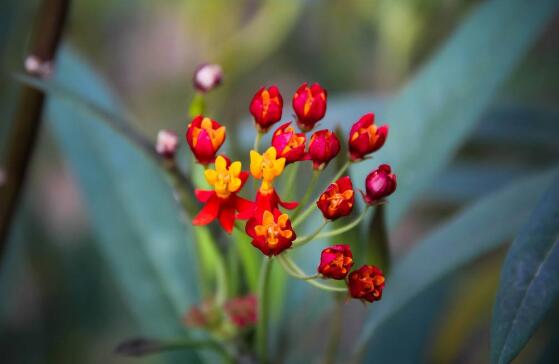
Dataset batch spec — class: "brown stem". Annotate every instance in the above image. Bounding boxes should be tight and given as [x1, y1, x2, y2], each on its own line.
[0, 0, 71, 258]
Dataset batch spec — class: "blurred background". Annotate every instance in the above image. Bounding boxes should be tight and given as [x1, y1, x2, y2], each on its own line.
[1, 0, 558, 363]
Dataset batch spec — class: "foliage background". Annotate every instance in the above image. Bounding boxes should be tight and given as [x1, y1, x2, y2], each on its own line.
[1, 0, 558, 363]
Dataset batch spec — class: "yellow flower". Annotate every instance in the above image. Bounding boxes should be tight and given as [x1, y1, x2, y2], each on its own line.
[250, 147, 286, 192]
[204, 156, 242, 198]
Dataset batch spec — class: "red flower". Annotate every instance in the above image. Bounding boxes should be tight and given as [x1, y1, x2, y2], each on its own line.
[271, 122, 306, 164]
[348, 113, 388, 161]
[186, 116, 226, 164]
[250, 86, 283, 132]
[256, 189, 298, 212]
[193, 156, 254, 233]
[318, 244, 354, 280]
[308, 129, 340, 170]
[362, 164, 397, 205]
[348, 265, 385, 303]
[224, 294, 257, 328]
[246, 209, 296, 256]
[292, 82, 327, 131]
[316, 176, 354, 220]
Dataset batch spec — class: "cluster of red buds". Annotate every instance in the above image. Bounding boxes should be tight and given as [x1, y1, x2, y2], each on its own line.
[176, 80, 396, 306]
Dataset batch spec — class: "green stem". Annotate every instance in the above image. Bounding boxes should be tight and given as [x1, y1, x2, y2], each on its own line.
[315, 206, 371, 240]
[278, 254, 347, 293]
[292, 220, 329, 248]
[276, 255, 319, 280]
[282, 163, 299, 200]
[292, 161, 351, 228]
[291, 169, 321, 220]
[330, 160, 350, 184]
[256, 257, 273, 364]
[254, 131, 264, 153]
[323, 297, 344, 364]
[116, 337, 233, 361]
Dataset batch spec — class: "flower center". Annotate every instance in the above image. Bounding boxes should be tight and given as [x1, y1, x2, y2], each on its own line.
[326, 188, 353, 215]
[250, 147, 286, 193]
[205, 156, 242, 198]
[254, 211, 292, 248]
[351, 124, 378, 144]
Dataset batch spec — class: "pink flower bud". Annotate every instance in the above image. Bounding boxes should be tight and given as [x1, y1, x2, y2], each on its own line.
[155, 129, 179, 159]
[193, 63, 223, 92]
[363, 164, 397, 204]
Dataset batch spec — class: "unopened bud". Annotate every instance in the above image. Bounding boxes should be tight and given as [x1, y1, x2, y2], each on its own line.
[155, 129, 179, 159]
[193, 63, 223, 93]
[25, 55, 53, 78]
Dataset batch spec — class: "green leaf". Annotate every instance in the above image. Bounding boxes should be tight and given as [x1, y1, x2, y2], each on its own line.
[348, 0, 559, 228]
[491, 174, 559, 364]
[46, 47, 203, 361]
[356, 169, 557, 358]
[366, 204, 390, 272]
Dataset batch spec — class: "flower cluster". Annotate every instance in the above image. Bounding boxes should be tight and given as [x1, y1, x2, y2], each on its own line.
[183, 82, 396, 304]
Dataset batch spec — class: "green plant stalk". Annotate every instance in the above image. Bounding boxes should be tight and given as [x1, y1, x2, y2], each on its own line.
[291, 169, 321, 220]
[315, 206, 371, 240]
[278, 254, 347, 293]
[330, 160, 351, 183]
[323, 296, 344, 364]
[256, 257, 273, 363]
[292, 220, 329, 248]
[282, 163, 299, 200]
[254, 131, 264, 152]
[276, 255, 319, 280]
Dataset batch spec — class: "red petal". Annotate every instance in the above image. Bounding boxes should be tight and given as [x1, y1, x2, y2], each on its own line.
[235, 197, 255, 219]
[193, 195, 221, 225]
[195, 189, 214, 203]
[218, 206, 235, 233]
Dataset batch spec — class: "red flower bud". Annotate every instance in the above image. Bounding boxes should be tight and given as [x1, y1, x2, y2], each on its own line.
[155, 129, 179, 159]
[348, 265, 385, 303]
[362, 164, 397, 204]
[271, 122, 306, 164]
[318, 244, 354, 279]
[292, 82, 327, 131]
[193, 63, 223, 93]
[250, 86, 283, 132]
[308, 129, 340, 170]
[186, 116, 226, 164]
[246, 209, 296, 256]
[317, 176, 354, 220]
[224, 294, 257, 328]
[348, 113, 388, 161]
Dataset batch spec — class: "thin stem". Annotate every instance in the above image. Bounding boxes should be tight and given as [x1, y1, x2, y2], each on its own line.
[278, 254, 347, 293]
[276, 255, 319, 280]
[282, 163, 299, 200]
[292, 220, 329, 248]
[253, 131, 264, 153]
[292, 161, 351, 228]
[256, 257, 273, 364]
[291, 169, 320, 220]
[315, 206, 371, 240]
[323, 297, 344, 364]
[330, 160, 350, 184]
[115, 337, 233, 361]
[0, 0, 71, 260]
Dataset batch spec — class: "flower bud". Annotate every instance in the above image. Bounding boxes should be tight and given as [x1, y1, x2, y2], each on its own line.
[186, 116, 226, 164]
[317, 176, 354, 220]
[292, 82, 327, 131]
[224, 294, 257, 328]
[363, 164, 397, 204]
[348, 113, 388, 161]
[193, 63, 223, 92]
[250, 86, 283, 132]
[271, 122, 306, 164]
[348, 265, 385, 303]
[308, 129, 340, 170]
[318, 244, 354, 280]
[155, 129, 179, 159]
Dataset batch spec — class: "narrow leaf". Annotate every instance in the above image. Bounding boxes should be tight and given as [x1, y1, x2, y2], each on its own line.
[356, 169, 557, 358]
[491, 174, 559, 364]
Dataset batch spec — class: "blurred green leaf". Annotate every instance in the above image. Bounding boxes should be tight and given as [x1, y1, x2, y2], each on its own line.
[46, 47, 203, 361]
[491, 174, 559, 364]
[356, 169, 557, 359]
[366, 204, 390, 272]
[348, 0, 559, 228]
